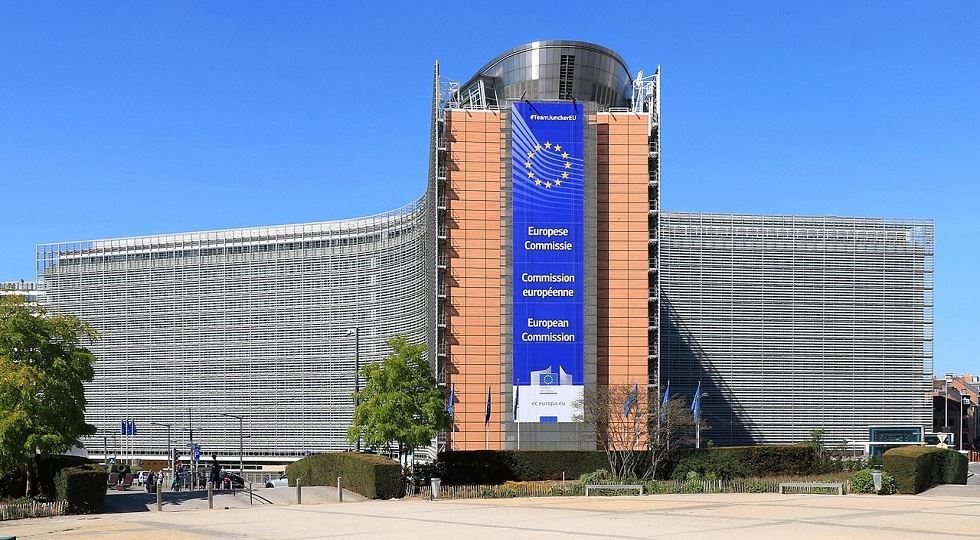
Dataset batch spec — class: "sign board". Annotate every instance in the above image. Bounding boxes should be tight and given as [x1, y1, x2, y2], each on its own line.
[511, 101, 585, 423]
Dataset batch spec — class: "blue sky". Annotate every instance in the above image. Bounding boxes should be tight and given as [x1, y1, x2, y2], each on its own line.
[1, 2, 976, 375]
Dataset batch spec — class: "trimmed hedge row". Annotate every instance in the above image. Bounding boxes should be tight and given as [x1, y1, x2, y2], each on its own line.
[286, 453, 402, 499]
[669, 445, 817, 480]
[883, 446, 967, 494]
[438, 446, 816, 485]
[54, 466, 108, 514]
[438, 451, 608, 485]
[935, 448, 969, 485]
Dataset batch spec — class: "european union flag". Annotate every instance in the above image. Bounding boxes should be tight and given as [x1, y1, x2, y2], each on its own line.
[538, 372, 559, 386]
[691, 382, 702, 423]
[447, 383, 455, 417]
[624, 383, 639, 418]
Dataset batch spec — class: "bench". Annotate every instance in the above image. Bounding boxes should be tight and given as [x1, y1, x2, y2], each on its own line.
[778, 482, 843, 495]
[585, 484, 645, 496]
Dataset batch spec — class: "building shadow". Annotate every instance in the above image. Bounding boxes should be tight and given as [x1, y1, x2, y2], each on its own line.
[660, 295, 757, 446]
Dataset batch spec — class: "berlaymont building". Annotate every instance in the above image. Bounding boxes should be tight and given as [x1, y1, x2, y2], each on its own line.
[33, 40, 934, 465]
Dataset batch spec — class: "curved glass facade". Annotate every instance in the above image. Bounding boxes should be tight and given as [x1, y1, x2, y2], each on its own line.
[455, 40, 634, 109]
[37, 200, 427, 461]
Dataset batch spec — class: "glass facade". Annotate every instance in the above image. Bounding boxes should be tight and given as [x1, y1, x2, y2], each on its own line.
[37, 201, 427, 461]
[660, 213, 935, 445]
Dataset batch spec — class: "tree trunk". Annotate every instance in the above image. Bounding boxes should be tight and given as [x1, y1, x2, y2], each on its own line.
[25, 461, 36, 498]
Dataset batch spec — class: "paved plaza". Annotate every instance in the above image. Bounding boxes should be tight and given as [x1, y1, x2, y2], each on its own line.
[3, 490, 979, 539]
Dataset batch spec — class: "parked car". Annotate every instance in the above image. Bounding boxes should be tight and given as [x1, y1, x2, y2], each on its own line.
[265, 473, 288, 488]
[219, 471, 246, 489]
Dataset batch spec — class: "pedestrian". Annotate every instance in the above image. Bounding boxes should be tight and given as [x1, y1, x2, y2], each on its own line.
[209, 454, 222, 489]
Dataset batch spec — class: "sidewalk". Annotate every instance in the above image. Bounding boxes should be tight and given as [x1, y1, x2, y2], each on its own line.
[4, 492, 979, 539]
[104, 485, 363, 512]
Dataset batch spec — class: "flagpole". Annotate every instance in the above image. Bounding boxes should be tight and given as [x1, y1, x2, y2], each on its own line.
[515, 384, 520, 450]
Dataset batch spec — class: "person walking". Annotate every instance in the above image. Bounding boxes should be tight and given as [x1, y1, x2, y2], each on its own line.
[209, 454, 222, 490]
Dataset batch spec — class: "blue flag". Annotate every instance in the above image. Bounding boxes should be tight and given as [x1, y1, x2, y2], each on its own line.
[623, 383, 639, 418]
[131, 421, 137, 436]
[691, 382, 702, 422]
[484, 385, 492, 426]
[120, 420, 126, 435]
[661, 381, 671, 408]
[447, 383, 455, 417]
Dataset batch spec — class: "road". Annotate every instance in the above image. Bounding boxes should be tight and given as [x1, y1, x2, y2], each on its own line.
[4, 492, 979, 539]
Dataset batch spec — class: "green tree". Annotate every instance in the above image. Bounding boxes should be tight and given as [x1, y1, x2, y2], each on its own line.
[0, 297, 97, 497]
[347, 336, 449, 468]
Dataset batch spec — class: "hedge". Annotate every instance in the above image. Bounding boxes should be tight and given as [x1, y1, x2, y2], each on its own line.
[438, 446, 817, 485]
[286, 453, 402, 499]
[883, 446, 968, 494]
[438, 451, 608, 485]
[35, 454, 91, 500]
[934, 448, 968, 485]
[54, 466, 108, 514]
[669, 445, 817, 480]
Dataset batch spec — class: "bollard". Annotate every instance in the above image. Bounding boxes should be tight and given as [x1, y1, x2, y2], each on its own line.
[249, 482, 253, 506]
[208, 482, 213, 509]
[296, 477, 302, 505]
[156, 486, 163, 511]
[337, 476, 343, 503]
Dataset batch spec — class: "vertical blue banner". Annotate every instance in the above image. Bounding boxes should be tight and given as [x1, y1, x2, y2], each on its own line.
[512, 102, 585, 423]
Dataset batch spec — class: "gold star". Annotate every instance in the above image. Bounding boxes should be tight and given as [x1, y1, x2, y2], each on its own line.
[561, 152, 569, 159]
[554, 144, 562, 152]
[527, 171, 535, 178]
[544, 181, 552, 188]
[554, 178, 562, 186]
[527, 151, 534, 158]
[561, 172, 569, 179]
[524, 161, 532, 168]
[544, 141, 552, 149]
[534, 143, 542, 151]
[534, 179, 542, 186]
[564, 161, 571, 169]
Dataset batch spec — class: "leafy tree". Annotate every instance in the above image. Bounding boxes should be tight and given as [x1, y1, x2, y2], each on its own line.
[0, 297, 97, 497]
[347, 336, 449, 468]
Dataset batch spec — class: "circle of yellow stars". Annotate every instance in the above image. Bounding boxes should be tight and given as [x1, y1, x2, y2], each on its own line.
[524, 141, 572, 189]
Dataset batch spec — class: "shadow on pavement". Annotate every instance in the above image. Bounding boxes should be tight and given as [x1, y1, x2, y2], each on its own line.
[104, 489, 239, 513]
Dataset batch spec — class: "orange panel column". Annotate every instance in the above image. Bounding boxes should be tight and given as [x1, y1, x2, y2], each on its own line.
[445, 110, 504, 450]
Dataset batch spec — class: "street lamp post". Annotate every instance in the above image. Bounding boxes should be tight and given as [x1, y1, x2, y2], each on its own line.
[179, 424, 196, 490]
[220, 413, 244, 475]
[347, 328, 361, 452]
[961, 396, 970, 452]
[945, 373, 954, 431]
[150, 421, 173, 483]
